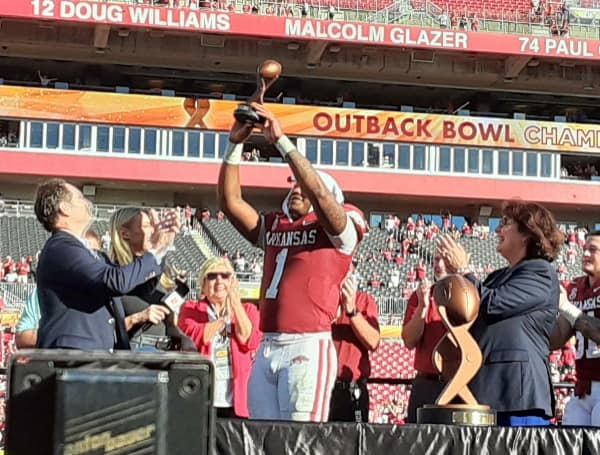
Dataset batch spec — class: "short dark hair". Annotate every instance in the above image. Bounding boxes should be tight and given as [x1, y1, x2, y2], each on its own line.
[34, 178, 71, 233]
[502, 201, 564, 261]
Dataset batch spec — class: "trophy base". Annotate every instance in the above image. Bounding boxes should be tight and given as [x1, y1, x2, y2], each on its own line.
[234, 104, 264, 124]
[417, 404, 496, 426]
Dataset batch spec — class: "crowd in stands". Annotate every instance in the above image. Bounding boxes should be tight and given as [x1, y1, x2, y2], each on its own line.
[355, 214, 494, 297]
[438, 12, 480, 31]
[390, 213, 582, 282]
[134, 0, 334, 17]
[434, 0, 571, 34]
[531, 0, 571, 37]
[0, 256, 34, 285]
[114, 0, 582, 32]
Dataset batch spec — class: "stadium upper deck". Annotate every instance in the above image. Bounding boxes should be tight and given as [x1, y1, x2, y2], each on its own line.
[1, 0, 600, 97]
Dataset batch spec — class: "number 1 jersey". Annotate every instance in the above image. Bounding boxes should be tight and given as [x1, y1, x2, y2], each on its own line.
[258, 204, 366, 333]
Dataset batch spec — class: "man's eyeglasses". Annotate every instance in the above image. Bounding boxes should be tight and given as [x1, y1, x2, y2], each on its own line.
[499, 216, 514, 227]
[206, 272, 232, 281]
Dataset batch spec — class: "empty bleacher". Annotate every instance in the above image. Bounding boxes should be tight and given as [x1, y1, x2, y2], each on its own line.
[200, 217, 263, 264]
[169, 234, 207, 274]
[0, 214, 205, 278]
[427, 0, 532, 20]
[0, 215, 48, 259]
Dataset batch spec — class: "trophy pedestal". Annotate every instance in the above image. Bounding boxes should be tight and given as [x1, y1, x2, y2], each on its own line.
[234, 103, 263, 124]
[417, 404, 496, 426]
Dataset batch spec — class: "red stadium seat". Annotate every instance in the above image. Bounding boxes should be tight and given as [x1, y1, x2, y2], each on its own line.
[428, 0, 531, 21]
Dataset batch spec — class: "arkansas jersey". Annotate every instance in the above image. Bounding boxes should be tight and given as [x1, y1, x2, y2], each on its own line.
[258, 204, 367, 333]
[563, 276, 600, 382]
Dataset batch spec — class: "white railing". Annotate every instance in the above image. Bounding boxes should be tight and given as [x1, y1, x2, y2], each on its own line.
[377, 297, 407, 314]
[0, 283, 35, 310]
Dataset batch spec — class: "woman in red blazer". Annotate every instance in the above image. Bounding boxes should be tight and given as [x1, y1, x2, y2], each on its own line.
[178, 257, 261, 418]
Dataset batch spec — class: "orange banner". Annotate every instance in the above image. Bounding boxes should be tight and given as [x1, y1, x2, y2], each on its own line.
[1, 85, 598, 152]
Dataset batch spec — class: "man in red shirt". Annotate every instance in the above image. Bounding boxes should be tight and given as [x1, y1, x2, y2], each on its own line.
[550, 231, 600, 426]
[394, 252, 404, 265]
[402, 252, 448, 422]
[219, 104, 367, 422]
[369, 273, 382, 288]
[16, 257, 30, 284]
[2, 256, 16, 283]
[329, 273, 380, 422]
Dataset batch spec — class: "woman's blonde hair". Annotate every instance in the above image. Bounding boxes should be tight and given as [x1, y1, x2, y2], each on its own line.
[109, 207, 175, 290]
[197, 256, 235, 297]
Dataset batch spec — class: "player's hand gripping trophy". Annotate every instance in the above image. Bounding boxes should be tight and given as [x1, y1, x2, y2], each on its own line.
[234, 60, 282, 124]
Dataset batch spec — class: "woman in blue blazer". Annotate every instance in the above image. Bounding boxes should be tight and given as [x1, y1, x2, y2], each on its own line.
[438, 201, 564, 426]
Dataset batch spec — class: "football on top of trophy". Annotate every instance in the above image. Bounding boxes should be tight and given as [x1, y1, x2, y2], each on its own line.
[259, 60, 282, 80]
[433, 274, 480, 326]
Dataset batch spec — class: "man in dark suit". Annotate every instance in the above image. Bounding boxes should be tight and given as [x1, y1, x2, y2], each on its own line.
[34, 178, 179, 351]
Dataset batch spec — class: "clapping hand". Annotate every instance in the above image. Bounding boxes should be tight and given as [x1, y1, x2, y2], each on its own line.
[340, 275, 357, 315]
[149, 208, 181, 256]
[436, 235, 470, 274]
[416, 278, 431, 318]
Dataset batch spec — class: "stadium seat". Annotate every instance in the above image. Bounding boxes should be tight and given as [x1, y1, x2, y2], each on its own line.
[200, 217, 263, 265]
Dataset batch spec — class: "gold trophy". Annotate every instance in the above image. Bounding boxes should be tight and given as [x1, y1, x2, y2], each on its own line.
[416, 274, 496, 426]
[234, 60, 282, 124]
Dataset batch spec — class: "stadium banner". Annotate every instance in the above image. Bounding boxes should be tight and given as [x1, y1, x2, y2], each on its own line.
[1, 85, 599, 152]
[2, 0, 600, 60]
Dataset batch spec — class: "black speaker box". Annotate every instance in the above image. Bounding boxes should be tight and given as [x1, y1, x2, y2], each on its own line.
[6, 350, 214, 455]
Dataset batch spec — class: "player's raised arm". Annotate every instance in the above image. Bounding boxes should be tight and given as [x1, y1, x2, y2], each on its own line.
[253, 103, 347, 236]
[217, 118, 262, 244]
